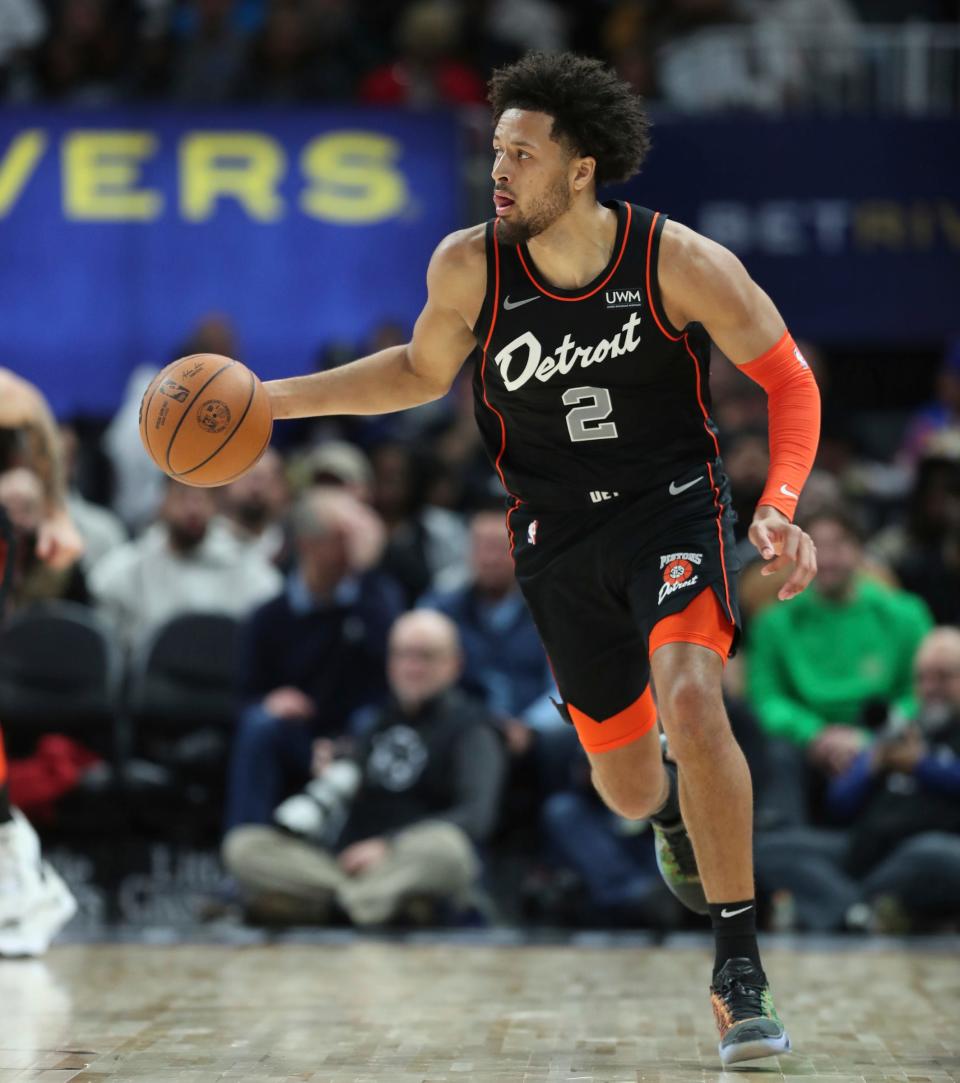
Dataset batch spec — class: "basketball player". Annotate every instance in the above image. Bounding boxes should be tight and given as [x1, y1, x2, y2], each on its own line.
[0, 367, 82, 955]
[263, 54, 819, 1065]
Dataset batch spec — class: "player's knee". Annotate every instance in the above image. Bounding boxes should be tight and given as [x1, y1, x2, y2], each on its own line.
[591, 764, 664, 821]
[657, 673, 728, 760]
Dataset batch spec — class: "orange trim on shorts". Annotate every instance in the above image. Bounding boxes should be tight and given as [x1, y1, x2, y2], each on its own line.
[568, 685, 658, 754]
[649, 586, 735, 664]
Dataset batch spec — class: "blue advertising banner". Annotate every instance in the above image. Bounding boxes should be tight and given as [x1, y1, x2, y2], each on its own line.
[0, 108, 461, 415]
[0, 110, 956, 416]
[613, 116, 960, 351]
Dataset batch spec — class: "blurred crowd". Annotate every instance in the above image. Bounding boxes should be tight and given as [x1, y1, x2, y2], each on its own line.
[2, 312, 959, 934]
[0, 0, 957, 112]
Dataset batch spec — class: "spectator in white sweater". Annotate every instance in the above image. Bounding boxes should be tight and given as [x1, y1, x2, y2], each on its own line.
[89, 478, 282, 650]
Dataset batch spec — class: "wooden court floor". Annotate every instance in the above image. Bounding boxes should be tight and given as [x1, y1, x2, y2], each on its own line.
[0, 940, 957, 1083]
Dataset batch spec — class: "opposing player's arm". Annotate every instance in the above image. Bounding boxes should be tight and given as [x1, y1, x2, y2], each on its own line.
[266, 229, 485, 420]
[659, 223, 820, 600]
[0, 367, 83, 569]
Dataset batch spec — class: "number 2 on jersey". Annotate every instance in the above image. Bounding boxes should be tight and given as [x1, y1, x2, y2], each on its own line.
[562, 386, 619, 443]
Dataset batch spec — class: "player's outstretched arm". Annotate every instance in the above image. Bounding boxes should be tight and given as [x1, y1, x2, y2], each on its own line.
[265, 229, 485, 420]
[658, 223, 821, 600]
[0, 368, 83, 569]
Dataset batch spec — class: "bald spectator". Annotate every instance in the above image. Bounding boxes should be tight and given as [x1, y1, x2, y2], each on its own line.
[223, 610, 505, 926]
[88, 478, 282, 650]
[223, 488, 403, 831]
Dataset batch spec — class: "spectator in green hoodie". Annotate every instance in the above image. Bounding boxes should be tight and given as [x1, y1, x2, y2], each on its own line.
[747, 507, 933, 790]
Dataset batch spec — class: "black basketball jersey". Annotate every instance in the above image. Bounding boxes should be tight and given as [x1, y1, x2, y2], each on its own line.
[471, 201, 722, 509]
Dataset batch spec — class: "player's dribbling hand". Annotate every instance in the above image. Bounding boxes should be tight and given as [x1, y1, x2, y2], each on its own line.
[748, 505, 817, 601]
[36, 507, 84, 570]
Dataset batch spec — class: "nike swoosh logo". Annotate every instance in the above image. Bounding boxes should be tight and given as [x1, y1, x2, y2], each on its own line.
[503, 295, 540, 311]
[668, 476, 704, 496]
[780, 483, 799, 499]
[720, 905, 753, 918]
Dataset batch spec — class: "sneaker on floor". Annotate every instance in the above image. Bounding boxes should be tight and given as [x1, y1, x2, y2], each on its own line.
[0, 810, 77, 957]
[710, 957, 791, 1066]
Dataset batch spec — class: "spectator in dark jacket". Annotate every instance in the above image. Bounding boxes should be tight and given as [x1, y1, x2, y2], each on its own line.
[223, 488, 403, 831]
[222, 609, 506, 926]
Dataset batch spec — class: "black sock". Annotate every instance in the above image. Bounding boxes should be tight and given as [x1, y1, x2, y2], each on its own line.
[649, 759, 682, 830]
[709, 899, 761, 978]
[0, 783, 11, 824]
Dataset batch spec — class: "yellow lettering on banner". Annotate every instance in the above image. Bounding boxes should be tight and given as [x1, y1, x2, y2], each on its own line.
[853, 201, 906, 250]
[301, 132, 407, 224]
[63, 131, 162, 221]
[180, 133, 285, 222]
[0, 130, 47, 217]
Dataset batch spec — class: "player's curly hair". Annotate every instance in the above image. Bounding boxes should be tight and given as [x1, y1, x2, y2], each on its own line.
[488, 52, 650, 187]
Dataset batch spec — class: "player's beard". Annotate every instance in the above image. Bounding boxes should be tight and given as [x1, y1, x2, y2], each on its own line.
[496, 174, 572, 245]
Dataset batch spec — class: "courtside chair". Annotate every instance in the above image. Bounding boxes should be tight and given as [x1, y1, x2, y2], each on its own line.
[124, 612, 241, 844]
[0, 599, 125, 836]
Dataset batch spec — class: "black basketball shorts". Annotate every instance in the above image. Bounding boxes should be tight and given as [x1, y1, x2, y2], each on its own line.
[508, 461, 742, 752]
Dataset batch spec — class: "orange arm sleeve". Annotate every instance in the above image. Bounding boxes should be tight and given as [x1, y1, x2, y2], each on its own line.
[737, 332, 821, 521]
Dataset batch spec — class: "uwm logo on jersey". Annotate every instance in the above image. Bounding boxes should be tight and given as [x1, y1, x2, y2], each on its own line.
[605, 289, 643, 309]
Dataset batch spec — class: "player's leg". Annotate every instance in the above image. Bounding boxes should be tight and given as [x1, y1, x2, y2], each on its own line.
[586, 730, 666, 820]
[578, 690, 707, 914]
[509, 503, 699, 906]
[650, 591, 789, 1065]
[650, 610, 753, 907]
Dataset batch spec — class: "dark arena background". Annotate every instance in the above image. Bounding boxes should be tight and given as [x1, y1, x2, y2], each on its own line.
[0, 1, 958, 1080]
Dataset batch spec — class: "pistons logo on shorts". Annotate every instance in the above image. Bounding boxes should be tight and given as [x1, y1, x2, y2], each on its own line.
[663, 559, 694, 585]
[658, 551, 703, 606]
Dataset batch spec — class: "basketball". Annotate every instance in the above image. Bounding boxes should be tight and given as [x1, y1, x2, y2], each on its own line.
[138, 354, 273, 487]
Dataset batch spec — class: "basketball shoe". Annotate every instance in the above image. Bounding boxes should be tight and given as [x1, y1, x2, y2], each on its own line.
[0, 809, 77, 956]
[651, 757, 708, 915]
[710, 957, 791, 1065]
